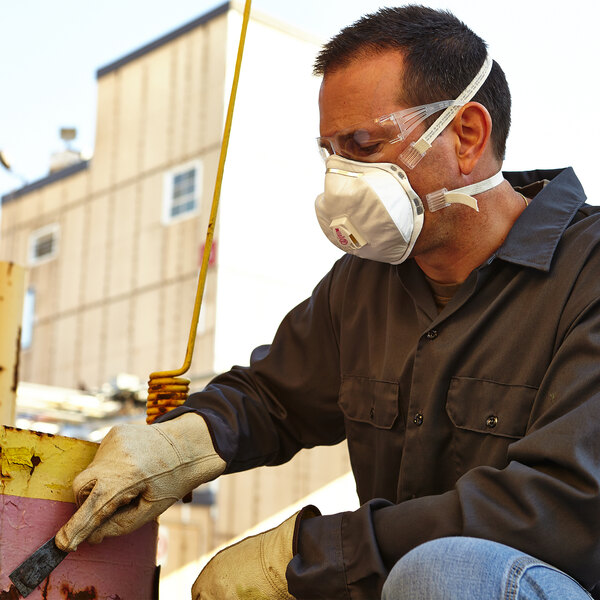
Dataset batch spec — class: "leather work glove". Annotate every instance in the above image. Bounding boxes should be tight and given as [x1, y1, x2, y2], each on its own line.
[192, 505, 320, 600]
[55, 412, 226, 552]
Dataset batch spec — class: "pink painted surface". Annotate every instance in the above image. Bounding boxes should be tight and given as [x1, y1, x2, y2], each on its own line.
[0, 494, 157, 599]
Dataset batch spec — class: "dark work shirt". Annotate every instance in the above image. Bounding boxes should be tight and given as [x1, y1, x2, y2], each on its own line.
[162, 167, 600, 599]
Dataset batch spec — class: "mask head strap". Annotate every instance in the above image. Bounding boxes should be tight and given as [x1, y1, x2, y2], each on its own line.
[400, 55, 494, 169]
[425, 170, 505, 212]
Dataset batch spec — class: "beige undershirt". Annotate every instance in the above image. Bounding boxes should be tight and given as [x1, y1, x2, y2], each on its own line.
[425, 276, 462, 312]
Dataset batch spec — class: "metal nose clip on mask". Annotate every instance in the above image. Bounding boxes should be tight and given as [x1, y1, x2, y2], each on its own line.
[315, 155, 504, 265]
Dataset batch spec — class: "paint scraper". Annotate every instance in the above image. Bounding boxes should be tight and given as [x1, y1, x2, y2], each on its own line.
[9, 536, 68, 597]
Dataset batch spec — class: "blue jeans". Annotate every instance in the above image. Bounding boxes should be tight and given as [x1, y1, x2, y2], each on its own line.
[381, 537, 592, 599]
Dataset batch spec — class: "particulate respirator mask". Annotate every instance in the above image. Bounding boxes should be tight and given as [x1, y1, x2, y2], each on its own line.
[315, 155, 504, 264]
[314, 54, 503, 265]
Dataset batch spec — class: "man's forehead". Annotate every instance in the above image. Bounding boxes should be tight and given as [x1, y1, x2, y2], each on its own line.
[318, 51, 408, 135]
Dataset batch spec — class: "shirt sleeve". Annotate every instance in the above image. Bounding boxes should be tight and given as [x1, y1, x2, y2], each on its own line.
[157, 261, 346, 472]
[287, 281, 600, 599]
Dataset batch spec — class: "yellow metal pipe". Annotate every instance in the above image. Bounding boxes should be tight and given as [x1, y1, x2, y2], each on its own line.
[0, 261, 25, 426]
[147, 0, 252, 423]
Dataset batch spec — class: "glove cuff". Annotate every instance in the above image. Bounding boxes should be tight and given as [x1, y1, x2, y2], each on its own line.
[152, 412, 225, 468]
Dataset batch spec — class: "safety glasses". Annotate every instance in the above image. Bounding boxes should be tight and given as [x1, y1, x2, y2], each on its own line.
[317, 100, 461, 163]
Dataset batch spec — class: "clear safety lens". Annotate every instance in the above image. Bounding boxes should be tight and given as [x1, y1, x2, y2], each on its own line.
[317, 100, 461, 163]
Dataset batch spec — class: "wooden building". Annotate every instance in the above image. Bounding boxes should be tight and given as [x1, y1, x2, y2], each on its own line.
[0, 2, 353, 589]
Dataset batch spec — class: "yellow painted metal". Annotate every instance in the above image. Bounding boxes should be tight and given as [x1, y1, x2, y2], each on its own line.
[0, 261, 25, 427]
[0, 426, 97, 502]
[146, 0, 253, 424]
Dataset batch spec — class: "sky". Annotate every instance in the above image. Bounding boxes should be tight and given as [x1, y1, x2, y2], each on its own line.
[1, 0, 599, 200]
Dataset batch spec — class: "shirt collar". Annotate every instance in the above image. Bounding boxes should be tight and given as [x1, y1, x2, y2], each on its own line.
[495, 167, 587, 272]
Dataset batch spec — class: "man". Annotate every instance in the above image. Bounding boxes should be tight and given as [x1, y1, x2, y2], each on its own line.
[55, 5, 600, 599]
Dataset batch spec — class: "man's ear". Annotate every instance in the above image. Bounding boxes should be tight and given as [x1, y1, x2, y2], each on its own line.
[451, 102, 492, 175]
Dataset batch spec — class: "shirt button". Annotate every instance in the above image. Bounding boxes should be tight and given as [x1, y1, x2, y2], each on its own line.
[486, 415, 498, 429]
[413, 413, 424, 426]
[426, 329, 438, 340]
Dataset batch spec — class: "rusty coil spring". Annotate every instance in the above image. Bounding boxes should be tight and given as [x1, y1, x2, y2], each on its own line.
[145, 376, 190, 424]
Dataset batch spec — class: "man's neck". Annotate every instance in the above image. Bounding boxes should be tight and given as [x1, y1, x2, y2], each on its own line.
[414, 183, 527, 284]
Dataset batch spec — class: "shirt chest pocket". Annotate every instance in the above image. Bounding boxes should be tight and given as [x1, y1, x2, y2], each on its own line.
[446, 376, 537, 438]
[338, 376, 400, 429]
[445, 376, 538, 477]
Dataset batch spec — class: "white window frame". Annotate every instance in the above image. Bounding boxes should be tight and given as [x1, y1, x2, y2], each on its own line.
[21, 287, 35, 350]
[162, 160, 203, 224]
[28, 223, 60, 265]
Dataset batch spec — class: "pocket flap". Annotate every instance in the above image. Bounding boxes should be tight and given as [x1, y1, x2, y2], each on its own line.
[338, 376, 399, 429]
[446, 377, 537, 439]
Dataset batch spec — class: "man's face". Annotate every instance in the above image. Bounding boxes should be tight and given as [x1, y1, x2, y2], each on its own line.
[318, 49, 460, 256]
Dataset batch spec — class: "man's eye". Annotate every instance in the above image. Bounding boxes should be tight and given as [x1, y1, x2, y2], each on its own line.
[356, 142, 383, 155]
[344, 140, 384, 158]
[339, 131, 385, 157]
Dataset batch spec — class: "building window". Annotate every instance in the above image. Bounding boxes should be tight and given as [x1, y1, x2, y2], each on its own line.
[163, 160, 202, 223]
[29, 224, 59, 265]
[21, 288, 35, 350]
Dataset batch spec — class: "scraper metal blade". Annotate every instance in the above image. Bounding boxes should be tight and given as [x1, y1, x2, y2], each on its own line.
[9, 537, 68, 597]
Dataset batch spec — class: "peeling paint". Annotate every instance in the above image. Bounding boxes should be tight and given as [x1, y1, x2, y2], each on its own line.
[4, 498, 28, 529]
[44, 483, 70, 492]
[6, 447, 34, 467]
[1, 446, 35, 477]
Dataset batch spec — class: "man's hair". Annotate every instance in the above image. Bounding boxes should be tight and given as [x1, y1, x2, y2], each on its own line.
[313, 5, 511, 161]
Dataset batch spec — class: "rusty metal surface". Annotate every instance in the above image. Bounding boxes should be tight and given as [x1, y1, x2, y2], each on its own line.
[0, 426, 157, 599]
